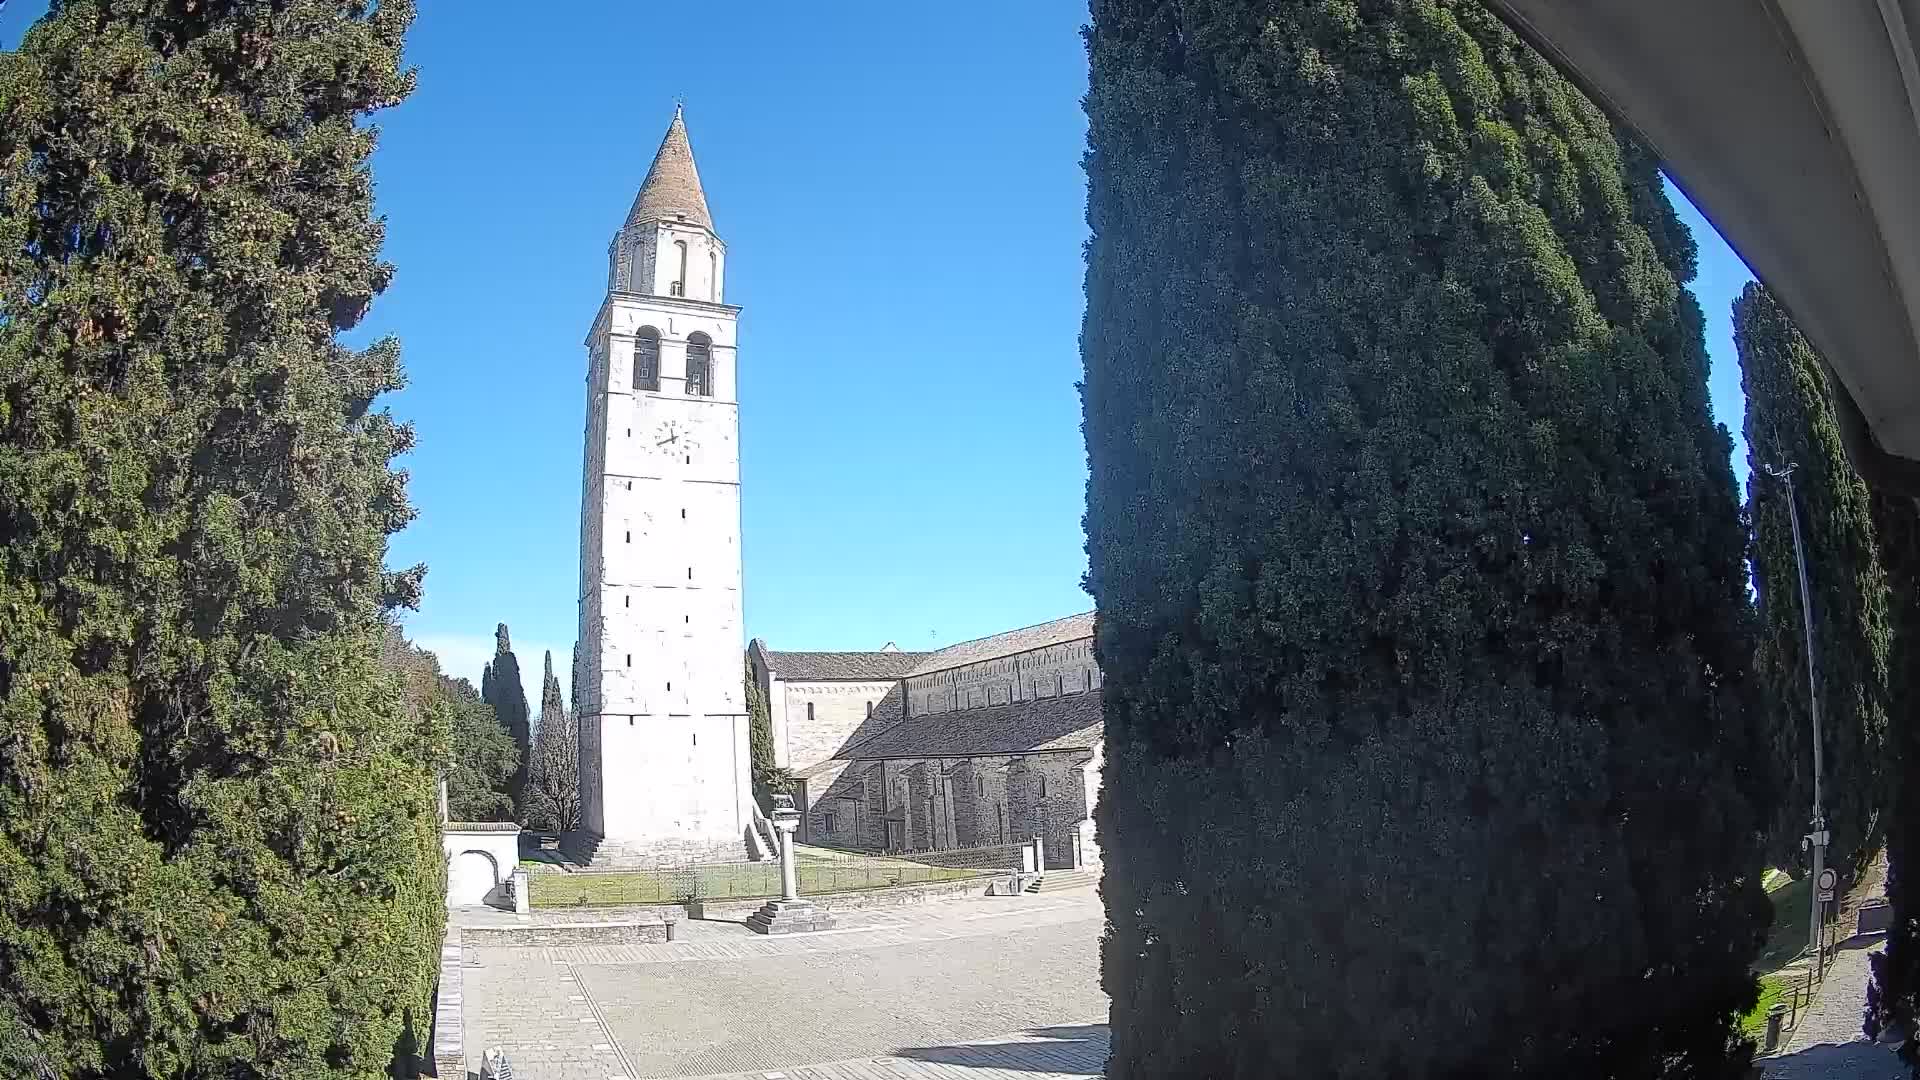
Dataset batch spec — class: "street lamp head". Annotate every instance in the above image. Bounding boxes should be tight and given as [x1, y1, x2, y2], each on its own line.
[1763, 461, 1800, 479]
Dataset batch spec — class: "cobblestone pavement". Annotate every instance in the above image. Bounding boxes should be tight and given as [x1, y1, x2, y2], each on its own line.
[1765, 936, 1905, 1080]
[462, 891, 1107, 1080]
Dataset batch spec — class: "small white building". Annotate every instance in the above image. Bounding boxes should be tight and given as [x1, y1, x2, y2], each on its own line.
[443, 823, 522, 909]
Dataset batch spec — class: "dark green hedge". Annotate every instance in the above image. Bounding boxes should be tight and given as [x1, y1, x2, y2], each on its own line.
[1081, 1, 1767, 1074]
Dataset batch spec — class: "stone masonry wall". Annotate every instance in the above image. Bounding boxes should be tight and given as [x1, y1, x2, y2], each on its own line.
[906, 637, 1102, 717]
[777, 679, 897, 772]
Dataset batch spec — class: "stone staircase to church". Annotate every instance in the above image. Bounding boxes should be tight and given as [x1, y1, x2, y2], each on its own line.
[1024, 868, 1096, 894]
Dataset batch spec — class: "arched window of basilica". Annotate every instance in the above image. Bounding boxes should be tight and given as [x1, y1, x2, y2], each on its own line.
[672, 240, 688, 296]
[686, 333, 712, 397]
[634, 327, 661, 391]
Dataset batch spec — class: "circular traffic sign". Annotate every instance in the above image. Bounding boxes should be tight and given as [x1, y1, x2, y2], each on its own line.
[1818, 868, 1838, 892]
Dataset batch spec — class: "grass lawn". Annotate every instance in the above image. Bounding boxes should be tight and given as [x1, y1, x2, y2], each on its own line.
[1739, 972, 1796, 1041]
[1755, 873, 1814, 973]
[529, 859, 987, 908]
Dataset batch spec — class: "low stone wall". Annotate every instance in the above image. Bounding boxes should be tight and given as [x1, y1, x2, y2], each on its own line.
[429, 926, 463, 1078]
[687, 874, 996, 921]
[462, 919, 672, 947]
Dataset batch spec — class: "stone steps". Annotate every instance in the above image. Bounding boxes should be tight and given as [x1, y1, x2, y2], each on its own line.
[1026, 869, 1096, 894]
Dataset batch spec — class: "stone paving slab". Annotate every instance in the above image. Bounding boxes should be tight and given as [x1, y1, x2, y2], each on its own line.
[461, 893, 1107, 1080]
[673, 1022, 1109, 1079]
[580, 918, 1103, 1078]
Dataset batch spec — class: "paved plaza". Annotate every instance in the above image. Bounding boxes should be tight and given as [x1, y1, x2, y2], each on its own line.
[459, 890, 1109, 1080]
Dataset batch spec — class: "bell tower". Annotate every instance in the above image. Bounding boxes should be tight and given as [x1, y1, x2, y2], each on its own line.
[577, 106, 751, 863]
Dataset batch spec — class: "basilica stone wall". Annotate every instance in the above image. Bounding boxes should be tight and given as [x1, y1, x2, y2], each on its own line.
[807, 750, 1099, 870]
[906, 637, 1102, 718]
[775, 680, 896, 773]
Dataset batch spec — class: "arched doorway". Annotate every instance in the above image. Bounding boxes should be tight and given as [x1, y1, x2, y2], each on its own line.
[448, 849, 501, 908]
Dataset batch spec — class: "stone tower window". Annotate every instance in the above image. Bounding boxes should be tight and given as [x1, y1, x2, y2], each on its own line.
[671, 240, 688, 296]
[709, 250, 718, 300]
[685, 333, 712, 397]
[866, 701, 874, 718]
[634, 327, 661, 391]
[806, 701, 815, 723]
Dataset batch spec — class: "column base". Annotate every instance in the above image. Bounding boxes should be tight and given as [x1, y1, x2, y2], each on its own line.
[745, 898, 836, 935]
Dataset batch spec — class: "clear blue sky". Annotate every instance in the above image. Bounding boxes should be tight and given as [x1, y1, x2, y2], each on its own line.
[1, 2, 1756, 705]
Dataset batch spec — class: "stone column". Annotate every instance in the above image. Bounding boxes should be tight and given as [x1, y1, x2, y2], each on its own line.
[747, 794, 833, 935]
[776, 805, 799, 901]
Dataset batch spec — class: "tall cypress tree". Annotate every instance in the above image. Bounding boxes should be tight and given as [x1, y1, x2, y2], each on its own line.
[1868, 493, 1920, 1065]
[1081, 1, 1766, 1075]
[524, 651, 579, 832]
[1736, 282, 1890, 879]
[0, 2, 440, 1076]
[481, 622, 531, 818]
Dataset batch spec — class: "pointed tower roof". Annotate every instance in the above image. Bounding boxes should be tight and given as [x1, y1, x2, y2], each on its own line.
[626, 105, 713, 232]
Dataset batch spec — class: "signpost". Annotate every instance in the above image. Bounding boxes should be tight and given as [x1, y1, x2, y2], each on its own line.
[1816, 867, 1837, 904]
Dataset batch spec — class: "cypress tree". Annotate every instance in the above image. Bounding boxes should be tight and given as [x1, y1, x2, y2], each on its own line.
[481, 622, 531, 819]
[1868, 493, 1920, 1064]
[0, 2, 440, 1076]
[525, 651, 579, 832]
[745, 658, 785, 810]
[1735, 282, 1890, 879]
[1081, 1, 1766, 1075]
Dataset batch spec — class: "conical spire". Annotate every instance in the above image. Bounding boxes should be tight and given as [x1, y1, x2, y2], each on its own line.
[626, 105, 713, 231]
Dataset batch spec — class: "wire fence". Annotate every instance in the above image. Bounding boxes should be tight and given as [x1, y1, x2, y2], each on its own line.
[528, 842, 1024, 908]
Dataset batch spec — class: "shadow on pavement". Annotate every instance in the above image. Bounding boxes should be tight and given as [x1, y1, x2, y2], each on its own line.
[897, 1023, 1108, 1075]
[1764, 1039, 1908, 1080]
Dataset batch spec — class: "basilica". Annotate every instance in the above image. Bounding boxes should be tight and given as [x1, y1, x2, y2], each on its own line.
[574, 108, 1102, 872]
[749, 613, 1104, 871]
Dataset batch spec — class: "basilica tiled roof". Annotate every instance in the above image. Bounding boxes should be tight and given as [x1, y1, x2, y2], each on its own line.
[761, 650, 929, 682]
[906, 612, 1095, 677]
[841, 690, 1102, 760]
[626, 106, 713, 231]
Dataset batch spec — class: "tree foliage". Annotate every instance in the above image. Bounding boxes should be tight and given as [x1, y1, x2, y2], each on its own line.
[745, 658, 788, 811]
[1080, 1, 1767, 1075]
[1868, 492, 1920, 1067]
[524, 650, 580, 833]
[480, 622, 531, 820]
[1736, 282, 1890, 877]
[0, 2, 440, 1076]
[381, 629, 515, 823]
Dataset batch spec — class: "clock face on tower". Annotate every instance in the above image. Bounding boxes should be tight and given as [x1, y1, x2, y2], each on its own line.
[652, 419, 701, 461]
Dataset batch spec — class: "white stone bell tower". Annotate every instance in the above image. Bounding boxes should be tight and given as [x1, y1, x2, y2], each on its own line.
[576, 106, 751, 864]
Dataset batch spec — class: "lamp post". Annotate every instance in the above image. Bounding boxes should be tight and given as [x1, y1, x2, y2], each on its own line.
[1763, 462, 1830, 960]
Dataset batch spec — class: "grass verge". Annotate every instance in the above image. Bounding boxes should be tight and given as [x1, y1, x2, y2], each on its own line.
[529, 860, 986, 908]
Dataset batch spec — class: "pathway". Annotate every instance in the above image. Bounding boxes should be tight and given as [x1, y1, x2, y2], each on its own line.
[458, 889, 1108, 1080]
[1764, 860, 1904, 1080]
